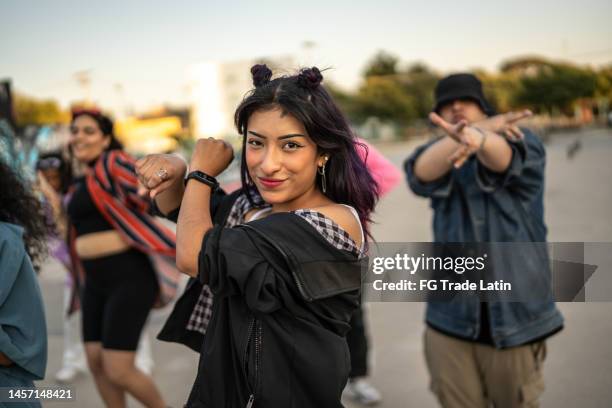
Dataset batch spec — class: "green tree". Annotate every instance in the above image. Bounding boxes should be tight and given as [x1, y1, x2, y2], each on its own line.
[399, 63, 439, 119]
[477, 70, 522, 113]
[326, 82, 360, 121]
[354, 76, 416, 124]
[594, 65, 612, 101]
[14, 93, 67, 127]
[516, 63, 597, 114]
[363, 51, 399, 78]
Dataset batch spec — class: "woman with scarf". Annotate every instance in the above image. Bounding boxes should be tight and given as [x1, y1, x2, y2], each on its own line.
[59, 109, 179, 408]
[138, 65, 379, 407]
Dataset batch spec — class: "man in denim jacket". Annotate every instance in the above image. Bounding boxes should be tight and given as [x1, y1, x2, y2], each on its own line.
[405, 73, 563, 408]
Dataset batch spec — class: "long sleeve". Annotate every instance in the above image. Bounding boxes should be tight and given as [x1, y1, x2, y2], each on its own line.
[0, 224, 47, 381]
[404, 137, 454, 198]
[198, 226, 284, 315]
[475, 129, 545, 198]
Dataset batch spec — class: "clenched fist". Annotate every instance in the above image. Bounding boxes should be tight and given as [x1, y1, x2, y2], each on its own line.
[189, 137, 234, 177]
[136, 153, 187, 198]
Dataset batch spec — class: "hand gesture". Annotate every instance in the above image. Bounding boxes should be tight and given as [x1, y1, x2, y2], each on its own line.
[136, 154, 187, 198]
[189, 137, 234, 177]
[474, 110, 532, 141]
[429, 112, 485, 168]
[429, 112, 484, 148]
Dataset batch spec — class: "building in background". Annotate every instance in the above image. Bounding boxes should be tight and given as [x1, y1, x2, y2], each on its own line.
[115, 106, 191, 154]
[187, 56, 294, 141]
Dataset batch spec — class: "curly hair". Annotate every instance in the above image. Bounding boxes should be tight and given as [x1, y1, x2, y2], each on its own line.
[0, 158, 49, 271]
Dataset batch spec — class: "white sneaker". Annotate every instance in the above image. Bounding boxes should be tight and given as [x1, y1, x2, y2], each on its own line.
[137, 361, 153, 376]
[55, 366, 85, 383]
[344, 378, 382, 406]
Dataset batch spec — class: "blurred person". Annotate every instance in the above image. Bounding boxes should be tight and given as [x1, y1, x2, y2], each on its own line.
[404, 73, 564, 408]
[344, 138, 401, 406]
[0, 157, 47, 407]
[36, 152, 156, 383]
[36, 152, 86, 383]
[137, 65, 378, 407]
[56, 109, 180, 408]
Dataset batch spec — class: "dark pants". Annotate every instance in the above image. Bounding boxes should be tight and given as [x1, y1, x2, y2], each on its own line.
[347, 305, 369, 378]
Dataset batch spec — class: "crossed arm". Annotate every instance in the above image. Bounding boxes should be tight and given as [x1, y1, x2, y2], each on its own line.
[413, 111, 531, 183]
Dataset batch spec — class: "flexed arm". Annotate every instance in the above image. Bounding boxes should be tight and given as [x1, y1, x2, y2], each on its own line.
[175, 138, 233, 277]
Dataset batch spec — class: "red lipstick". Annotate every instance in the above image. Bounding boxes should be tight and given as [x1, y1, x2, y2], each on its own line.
[258, 177, 285, 189]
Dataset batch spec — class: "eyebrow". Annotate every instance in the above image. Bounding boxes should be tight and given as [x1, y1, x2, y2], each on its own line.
[70, 125, 97, 130]
[248, 130, 306, 140]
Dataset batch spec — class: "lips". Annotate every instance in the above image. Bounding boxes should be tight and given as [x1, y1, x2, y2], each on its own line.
[72, 142, 89, 151]
[258, 177, 286, 189]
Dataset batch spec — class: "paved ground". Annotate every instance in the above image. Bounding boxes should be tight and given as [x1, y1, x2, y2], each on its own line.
[36, 127, 612, 407]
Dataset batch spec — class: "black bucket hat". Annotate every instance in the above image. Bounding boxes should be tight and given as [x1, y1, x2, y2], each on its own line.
[433, 73, 496, 116]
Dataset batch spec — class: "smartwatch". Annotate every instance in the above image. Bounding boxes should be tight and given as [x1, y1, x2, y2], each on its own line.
[185, 170, 219, 191]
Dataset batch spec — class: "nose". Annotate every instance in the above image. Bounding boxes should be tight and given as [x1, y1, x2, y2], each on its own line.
[451, 100, 463, 111]
[259, 145, 282, 176]
[70, 129, 83, 141]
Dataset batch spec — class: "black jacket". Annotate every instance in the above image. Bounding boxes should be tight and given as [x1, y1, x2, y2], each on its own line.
[157, 188, 232, 352]
[170, 192, 364, 408]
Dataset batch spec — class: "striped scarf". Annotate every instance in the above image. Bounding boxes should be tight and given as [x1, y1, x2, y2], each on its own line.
[68, 150, 180, 314]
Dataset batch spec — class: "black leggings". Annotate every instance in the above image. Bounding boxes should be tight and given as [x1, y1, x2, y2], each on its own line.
[81, 249, 159, 351]
[347, 305, 369, 378]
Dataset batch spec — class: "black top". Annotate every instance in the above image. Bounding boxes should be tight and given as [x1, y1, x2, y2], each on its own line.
[188, 212, 362, 408]
[67, 177, 114, 236]
[159, 190, 362, 408]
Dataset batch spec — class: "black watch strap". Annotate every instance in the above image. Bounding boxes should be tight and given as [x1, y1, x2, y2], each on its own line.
[185, 170, 219, 191]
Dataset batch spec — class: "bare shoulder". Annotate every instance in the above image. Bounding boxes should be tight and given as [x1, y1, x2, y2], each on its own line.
[309, 204, 363, 248]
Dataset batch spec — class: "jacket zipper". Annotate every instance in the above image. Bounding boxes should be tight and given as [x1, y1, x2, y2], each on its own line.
[238, 224, 313, 301]
[243, 317, 262, 408]
[253, 320, 262, 405]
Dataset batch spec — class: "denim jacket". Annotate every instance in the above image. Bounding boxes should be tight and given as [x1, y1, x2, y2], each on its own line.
[404, 129, 563, 348]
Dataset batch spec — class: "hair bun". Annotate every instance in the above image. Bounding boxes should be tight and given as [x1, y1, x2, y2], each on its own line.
[251, 64, 272, 87]
[297, 67, 323, 90]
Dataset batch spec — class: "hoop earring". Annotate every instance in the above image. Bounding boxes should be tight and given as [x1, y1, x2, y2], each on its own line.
[318, 164, 327, 194]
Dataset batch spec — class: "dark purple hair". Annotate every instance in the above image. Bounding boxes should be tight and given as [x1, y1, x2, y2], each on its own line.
[235, 65, 379, 240]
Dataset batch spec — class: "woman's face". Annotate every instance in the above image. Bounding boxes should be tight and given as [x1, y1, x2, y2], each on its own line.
[69, 115, 110, 164]
[246, 107, 327, 209]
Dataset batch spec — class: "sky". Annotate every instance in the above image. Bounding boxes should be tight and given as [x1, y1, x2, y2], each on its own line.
[1, 0, 611, 113]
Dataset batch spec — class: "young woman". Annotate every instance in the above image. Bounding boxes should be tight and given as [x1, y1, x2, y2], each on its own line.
[138, 65, 379, 407]
[60, 109, 179, 408]
[37, 151, 156, 383]
[0, 157, 47, 407]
